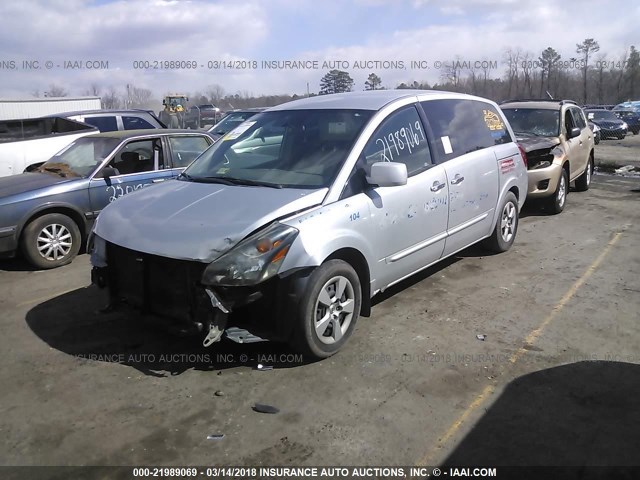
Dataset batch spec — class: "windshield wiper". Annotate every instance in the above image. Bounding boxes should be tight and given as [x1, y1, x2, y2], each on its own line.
[193, 176, 283, 188]
[178, 171, 194, 181]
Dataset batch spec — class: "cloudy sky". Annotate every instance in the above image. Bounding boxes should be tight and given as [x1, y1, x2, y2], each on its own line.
[0, 0, 637, 101]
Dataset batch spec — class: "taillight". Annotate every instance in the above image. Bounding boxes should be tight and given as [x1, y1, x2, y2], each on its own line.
[517, 144, 528, 168]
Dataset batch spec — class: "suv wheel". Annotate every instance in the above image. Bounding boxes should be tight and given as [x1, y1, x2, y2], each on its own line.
[290, 260, 361, 359]
[483, 192, 519, 253]
[546, 168, 568, 214]
[21, 213, 81, 269]
[575, 156, 593, 192]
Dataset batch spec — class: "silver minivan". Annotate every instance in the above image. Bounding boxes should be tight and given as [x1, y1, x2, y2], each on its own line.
[90, 90, 527, 358]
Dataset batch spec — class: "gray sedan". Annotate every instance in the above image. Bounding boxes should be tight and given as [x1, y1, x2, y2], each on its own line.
[0, 130, 214, 268]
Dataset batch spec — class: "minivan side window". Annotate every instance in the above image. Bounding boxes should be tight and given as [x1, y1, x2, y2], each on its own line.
[362, 106, 432, 177]
[421, 99, 511, 162]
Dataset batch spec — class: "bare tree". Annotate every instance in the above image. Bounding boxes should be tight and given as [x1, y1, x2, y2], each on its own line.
[129, 86, 154, 109]
[85, 83, 101, 97]
[46, 84, 68, 97]
[206, 84, 226, 105]
[576, 38, 600, 104]
[102, 86, 121, 109]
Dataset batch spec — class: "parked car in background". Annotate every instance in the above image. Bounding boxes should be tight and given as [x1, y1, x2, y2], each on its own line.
[0, 116, 98, 177]
[54, 109, 166, 132]
[584, 109, 628, 139]
[90, 90, 527, 358]
[613, 101, 640, 113]
[185, 104, 222, 129]
[588, 121, 601, 144]
[206, 108, 266, 140]
[613, 109, 640, 135]
[501, 99, 594, 214]
[0, 130, 214, 268]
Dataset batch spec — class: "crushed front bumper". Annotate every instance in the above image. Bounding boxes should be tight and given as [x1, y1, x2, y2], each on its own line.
[527, 162, 563, 198]
[93, 242, 308, 342]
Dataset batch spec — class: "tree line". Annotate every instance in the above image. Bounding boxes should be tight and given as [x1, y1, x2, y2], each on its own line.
[35, 39, 639, 111]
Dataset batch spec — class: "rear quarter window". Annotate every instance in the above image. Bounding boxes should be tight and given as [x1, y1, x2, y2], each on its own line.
[84, 116, 118, 132]
[421, 99, 512, 162]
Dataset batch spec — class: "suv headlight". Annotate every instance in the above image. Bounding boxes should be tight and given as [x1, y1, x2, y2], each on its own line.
[202, 223, 299, 286]
[622, 122, 628, 129]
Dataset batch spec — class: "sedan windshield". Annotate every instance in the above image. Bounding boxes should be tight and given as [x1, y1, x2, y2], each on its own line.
[502, 108, 560, 137]
[186, 109, 373, 189]
[586, 110, 618, 121]
[39, 136, 120, 177]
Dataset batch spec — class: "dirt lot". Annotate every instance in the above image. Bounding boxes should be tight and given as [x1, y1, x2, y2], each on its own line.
[1, 173, 639, 478]
[594, 131, 640, 172]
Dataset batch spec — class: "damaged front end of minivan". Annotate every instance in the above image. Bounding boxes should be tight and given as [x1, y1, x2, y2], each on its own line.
[89, 222, 309, 347]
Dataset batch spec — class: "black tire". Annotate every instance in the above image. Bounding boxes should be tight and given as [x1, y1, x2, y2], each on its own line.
[290, 260, 362, 359]
[20, 213, 81, 269]
[575, 156, 593, 192]
[545, 168, 568, 214]
[482, 192, 519, 253]
[617, 134, 625, 140]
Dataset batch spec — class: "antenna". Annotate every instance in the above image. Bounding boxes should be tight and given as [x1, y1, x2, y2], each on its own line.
[545, 90, 554, 100]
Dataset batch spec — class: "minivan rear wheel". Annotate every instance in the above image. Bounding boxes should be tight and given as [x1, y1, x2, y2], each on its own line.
[483, 192, 518, 253]
[290, 260, 361, 359]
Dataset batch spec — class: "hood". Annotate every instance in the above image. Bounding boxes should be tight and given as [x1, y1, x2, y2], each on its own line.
[515, 135, 561, 153]
[592, 119, 625, 128]
[0, 172, 77, 200]
[94, 179, 328, 263]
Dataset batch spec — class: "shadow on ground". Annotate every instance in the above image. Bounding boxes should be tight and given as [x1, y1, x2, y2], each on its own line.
[25, 285, 309, 377]
[443, 361, 640, 478]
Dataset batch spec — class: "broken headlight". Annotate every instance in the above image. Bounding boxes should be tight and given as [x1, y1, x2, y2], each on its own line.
[201, 223, 299, 287]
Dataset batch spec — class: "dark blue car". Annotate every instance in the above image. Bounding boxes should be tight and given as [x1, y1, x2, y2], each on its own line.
[0, 129, 214, 268]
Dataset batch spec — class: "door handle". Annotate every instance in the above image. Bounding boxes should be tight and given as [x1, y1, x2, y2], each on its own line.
[152, 178, 166, 183]
[431, 181, 446, 192]
[451, 174, 465, 185]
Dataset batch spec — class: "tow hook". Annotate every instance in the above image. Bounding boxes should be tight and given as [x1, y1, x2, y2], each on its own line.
[203, 289, 229, 347]
[206, 288, 229, 314]
[203, 317, 226, 347]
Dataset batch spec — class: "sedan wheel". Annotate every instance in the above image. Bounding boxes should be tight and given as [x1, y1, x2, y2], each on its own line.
[21, 213, 81, 269]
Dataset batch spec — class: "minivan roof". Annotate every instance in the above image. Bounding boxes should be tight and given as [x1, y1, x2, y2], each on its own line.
[267, 90, 480, 111]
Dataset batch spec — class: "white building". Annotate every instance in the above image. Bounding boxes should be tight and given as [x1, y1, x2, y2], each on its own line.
[0, 96, 102, 120]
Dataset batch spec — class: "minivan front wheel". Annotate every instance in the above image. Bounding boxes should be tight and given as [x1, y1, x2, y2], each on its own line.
[291, 260, 361, 359]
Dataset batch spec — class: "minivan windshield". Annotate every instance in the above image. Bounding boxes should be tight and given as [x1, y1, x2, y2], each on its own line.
[38, 136, 120, 178]
[586, 110, 619, 121]
[501, 108, 560, 137]
[184, 109, 373, 189]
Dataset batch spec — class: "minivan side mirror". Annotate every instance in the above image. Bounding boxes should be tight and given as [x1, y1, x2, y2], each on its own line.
[366, 162, 408, 187]
[567, 127, 581, 139]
